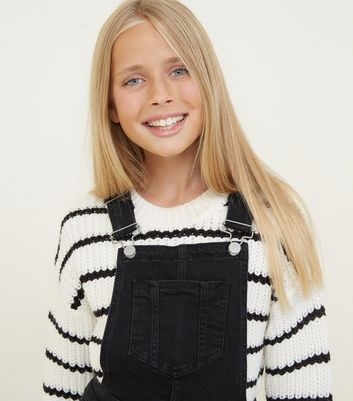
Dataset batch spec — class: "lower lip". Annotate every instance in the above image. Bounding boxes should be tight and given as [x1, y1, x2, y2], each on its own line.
[143, 114, 188, 138]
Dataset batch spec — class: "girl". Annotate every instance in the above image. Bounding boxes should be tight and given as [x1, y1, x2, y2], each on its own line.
[41, 1, 333, 400]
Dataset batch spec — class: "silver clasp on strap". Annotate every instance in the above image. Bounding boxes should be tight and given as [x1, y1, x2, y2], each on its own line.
[221, 219, 255, 256]
[120, 224, 141, 259]
[109, 222, 139, 243]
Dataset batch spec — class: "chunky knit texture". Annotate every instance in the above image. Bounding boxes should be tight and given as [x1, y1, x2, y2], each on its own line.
[41, 189, 333, 400]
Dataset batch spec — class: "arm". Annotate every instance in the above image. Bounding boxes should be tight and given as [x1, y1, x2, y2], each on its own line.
[264, 258, 333, 400]
[41, 212, 95, 400]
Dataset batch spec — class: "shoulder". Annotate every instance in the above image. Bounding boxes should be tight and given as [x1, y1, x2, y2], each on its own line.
[64, 191, 106, 213]
[54, 191, 111, 281]
[59, 191, 107, 227]
[56, 191, 108, 255]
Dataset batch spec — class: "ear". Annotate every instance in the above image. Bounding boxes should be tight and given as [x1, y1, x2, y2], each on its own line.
[108, 105, 119, 124]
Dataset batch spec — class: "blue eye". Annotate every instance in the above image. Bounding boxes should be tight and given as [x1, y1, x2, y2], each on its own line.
[123, 67, 189, 86]
[171, 67, 189, 77]
[124, 77, 143, 86]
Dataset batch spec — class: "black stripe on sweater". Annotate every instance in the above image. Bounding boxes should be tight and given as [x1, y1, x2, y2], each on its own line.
[134, 227, 261, 242]
[71, 267, 117, 311]
[71, 285, 85, 310]
[271, 291, 278, 302]
[94, 306, 110, 318]
[265, 351, 331, 375]
[248, 272, 271, 286]
[45, 348, 93, 374]
[43, 383, 82, 400]
[247, 342, 265, 354]
[48, 311, 90, 345]
[59, 234, 111, 279]
[264, 305, 326, 346]
[55, 207, 108, 264]
[267, 395, 332, 401]
[247, 311, 269, 322]
[61, 207, 107, 228]
[246, 365, 264, 388]
[90, 335, 102, 345]
[81, 267, 116, 283]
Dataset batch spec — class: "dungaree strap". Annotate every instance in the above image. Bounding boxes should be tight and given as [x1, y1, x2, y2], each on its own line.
[224, 192, 254, 234]
[104, 192, 138, 241]
[104, 190, 254, 240]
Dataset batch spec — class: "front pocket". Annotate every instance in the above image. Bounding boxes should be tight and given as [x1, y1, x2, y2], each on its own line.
[95, 377, 121, 401]
[128, 279, 230, 377]
[80, 376, 121, 401]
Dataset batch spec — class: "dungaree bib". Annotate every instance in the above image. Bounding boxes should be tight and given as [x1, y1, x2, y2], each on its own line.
[80, 190, 255, 401]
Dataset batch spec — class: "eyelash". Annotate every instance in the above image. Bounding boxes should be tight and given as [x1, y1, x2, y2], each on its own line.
[123, 67, 189, 87]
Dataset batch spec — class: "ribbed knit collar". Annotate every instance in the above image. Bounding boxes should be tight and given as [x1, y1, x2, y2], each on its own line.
[129, 188, 228, 231]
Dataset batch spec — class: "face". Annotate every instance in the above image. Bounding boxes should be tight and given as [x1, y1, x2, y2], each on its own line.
[108, 19, 204, 159]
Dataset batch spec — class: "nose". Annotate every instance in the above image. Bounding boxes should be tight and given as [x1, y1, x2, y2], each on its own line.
[149, 78, 173, 106]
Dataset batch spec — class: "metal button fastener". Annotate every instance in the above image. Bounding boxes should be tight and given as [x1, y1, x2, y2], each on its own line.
[124, 244, 136, 259]
[122, 224, 141, 259]
[228, 241, 241, 256]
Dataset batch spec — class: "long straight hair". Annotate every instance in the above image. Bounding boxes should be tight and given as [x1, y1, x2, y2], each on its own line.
[88, 0, 324, 312]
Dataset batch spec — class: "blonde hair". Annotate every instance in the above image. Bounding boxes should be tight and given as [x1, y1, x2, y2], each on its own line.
[88, 0, 324, 311]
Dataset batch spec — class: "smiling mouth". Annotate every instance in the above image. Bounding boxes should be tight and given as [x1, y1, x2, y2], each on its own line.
[142, 113, 188, 138]
[143, 113, 188, 127]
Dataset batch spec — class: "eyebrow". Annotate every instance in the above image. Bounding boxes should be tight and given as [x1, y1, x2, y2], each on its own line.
[114, 56, 183, 77]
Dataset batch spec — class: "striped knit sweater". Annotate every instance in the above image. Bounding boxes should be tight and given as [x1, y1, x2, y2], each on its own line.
[41, 188, 333, 401]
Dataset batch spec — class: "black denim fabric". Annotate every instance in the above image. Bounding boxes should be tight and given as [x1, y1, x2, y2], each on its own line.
[81, 375, 120, 400]
[80, 191, 253, 401]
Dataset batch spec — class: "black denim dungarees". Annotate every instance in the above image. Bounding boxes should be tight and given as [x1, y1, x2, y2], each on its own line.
[80, 191, 255, 401]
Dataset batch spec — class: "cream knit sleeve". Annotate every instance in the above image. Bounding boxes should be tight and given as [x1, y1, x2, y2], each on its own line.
[41, 210, 95, 400]
[263, 258, 334, 400]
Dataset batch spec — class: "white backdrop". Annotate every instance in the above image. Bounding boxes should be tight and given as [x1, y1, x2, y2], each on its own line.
[0, 1, 352, 400]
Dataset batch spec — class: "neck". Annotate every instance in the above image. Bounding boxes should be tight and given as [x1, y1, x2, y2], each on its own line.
[138, 144, 207, 207]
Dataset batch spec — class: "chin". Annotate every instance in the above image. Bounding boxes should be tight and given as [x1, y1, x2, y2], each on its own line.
[146, 145, 190, 158]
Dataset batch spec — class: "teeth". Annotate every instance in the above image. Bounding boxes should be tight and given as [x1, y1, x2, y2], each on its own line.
[147, 114, 185, 127]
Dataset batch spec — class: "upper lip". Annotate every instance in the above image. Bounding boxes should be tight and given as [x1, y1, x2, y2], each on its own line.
[144, 112, 188, 124]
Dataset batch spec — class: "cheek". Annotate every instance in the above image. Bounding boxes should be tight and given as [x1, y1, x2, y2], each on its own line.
[180, 83, 204, 129]
[111, 88, 141, 119]
[180, 82, 202, 106]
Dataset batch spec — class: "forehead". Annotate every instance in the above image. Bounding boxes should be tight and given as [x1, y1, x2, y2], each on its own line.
[111, 20, 179, 71]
